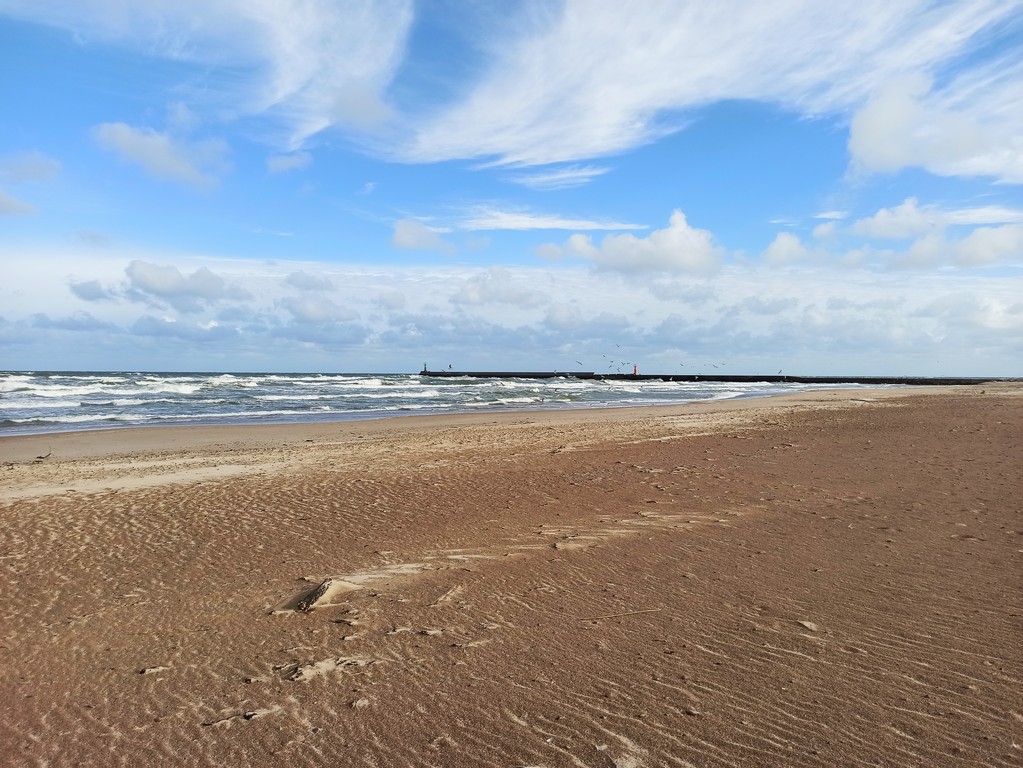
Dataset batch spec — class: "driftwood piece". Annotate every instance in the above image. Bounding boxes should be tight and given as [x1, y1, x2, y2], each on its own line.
[296, 578, 334, 611]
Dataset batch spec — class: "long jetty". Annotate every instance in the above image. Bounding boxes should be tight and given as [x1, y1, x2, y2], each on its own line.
[420, 371, 1014, 386]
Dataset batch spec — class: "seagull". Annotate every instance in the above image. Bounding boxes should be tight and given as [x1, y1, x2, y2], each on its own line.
[575, 360, 583, 365]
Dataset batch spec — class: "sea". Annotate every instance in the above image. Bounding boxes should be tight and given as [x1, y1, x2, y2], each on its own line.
[0, 370, 885, 436]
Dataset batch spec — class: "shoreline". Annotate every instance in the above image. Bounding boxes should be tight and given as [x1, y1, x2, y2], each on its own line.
[2, 383, 1020, 765]
[0, 383, 956, 464]
[5, 370, 984, 442]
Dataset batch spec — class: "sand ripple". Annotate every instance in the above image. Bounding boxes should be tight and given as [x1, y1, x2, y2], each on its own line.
[1, 387, 1020, 766]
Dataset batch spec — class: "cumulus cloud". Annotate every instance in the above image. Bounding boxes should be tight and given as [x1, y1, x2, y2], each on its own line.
[741, 296, 798, 315]
[278, 295, 358, 324]
[539, 210, 722, 273]
[93, 123, 230, 187]
[285, 270, 333, 291]
[851, 198, 940, 239]
[812, 221, 838, 239]
[131, 314, 235, 341]
[5, 248, 1023, 374]
[956, 224, 1023, 266]
[762, 232, 813, 266]
[374, 290, 406, 310]
[452, 266, 546, 308]
[392, 219, 453, 252]
[845, 199, 1023, 266]
[69, 279, 116, 302]
[125, 259, 248, 312]
[874, 223, 1023, 270]
[31, 310, 114, 331]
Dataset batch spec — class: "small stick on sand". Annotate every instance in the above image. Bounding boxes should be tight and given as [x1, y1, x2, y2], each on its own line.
[581, 608, 661, 620]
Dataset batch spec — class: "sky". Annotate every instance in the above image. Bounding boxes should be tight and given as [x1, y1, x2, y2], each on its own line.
[2, 0, 1022, 376]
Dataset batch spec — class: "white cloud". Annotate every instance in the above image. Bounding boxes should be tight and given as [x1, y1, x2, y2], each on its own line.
[31, 310, 113, 331]
[541, 210, 722, 273]
[131, 314, 235, 341]
[285, 270, 333, 291]
[956, 224, 1023, 266]
[373, 290, 405, 310]
[851, 197, 939, 239]
[69, 279, 116, 302]
[457, 205, 643, 232]
[814, 211, 848, 221]
[945, 206, 1023, 226]
[8, 1, 1017, 181]
[125, 259, 248, 311]
[266, 151, 311, 174]
[278, 295, 358, 324]
[400, 1, 1017, 167]
[1, 0, 414, 151]
[849, 69, 1023, 183]
[93, 123, 229, 187]
[851, 197, 1023, 240]
[812, 221, 838, 239]
[452, 266, 546, 308]
[5, 246, 1023, 374]
[165, 102, 200, 133]
[0, 187, 35, 215]
[392, 219, 453, 252]
[0, 150, 61, 181]
[762, 232, 812, 265]
[508, 165, 610, 190]
[868, 222, 1023, 270]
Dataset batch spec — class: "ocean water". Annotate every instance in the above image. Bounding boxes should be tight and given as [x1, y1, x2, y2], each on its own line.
[0, 371, 881, 436]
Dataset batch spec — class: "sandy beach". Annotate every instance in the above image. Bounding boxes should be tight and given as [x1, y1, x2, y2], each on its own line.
[1, 385, 1020, 767]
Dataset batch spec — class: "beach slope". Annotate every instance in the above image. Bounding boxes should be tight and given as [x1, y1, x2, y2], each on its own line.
[1, 386, 1020, 766]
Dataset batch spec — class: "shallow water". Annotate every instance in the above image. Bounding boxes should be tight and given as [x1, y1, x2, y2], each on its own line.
[0, 370, 885, 435]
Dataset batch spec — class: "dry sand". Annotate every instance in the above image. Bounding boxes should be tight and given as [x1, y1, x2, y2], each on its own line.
[1, 385, 1020, 766]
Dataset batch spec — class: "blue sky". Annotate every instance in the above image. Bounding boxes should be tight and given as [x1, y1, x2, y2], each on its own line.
[2, 0, 1022, 375]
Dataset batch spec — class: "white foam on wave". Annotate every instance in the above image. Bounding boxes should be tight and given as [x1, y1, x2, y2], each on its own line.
[0, 398, 81, 410]
[2, 371, 881, 436]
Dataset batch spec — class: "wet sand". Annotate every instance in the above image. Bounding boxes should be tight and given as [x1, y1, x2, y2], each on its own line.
[1, 385, 1020, 766]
